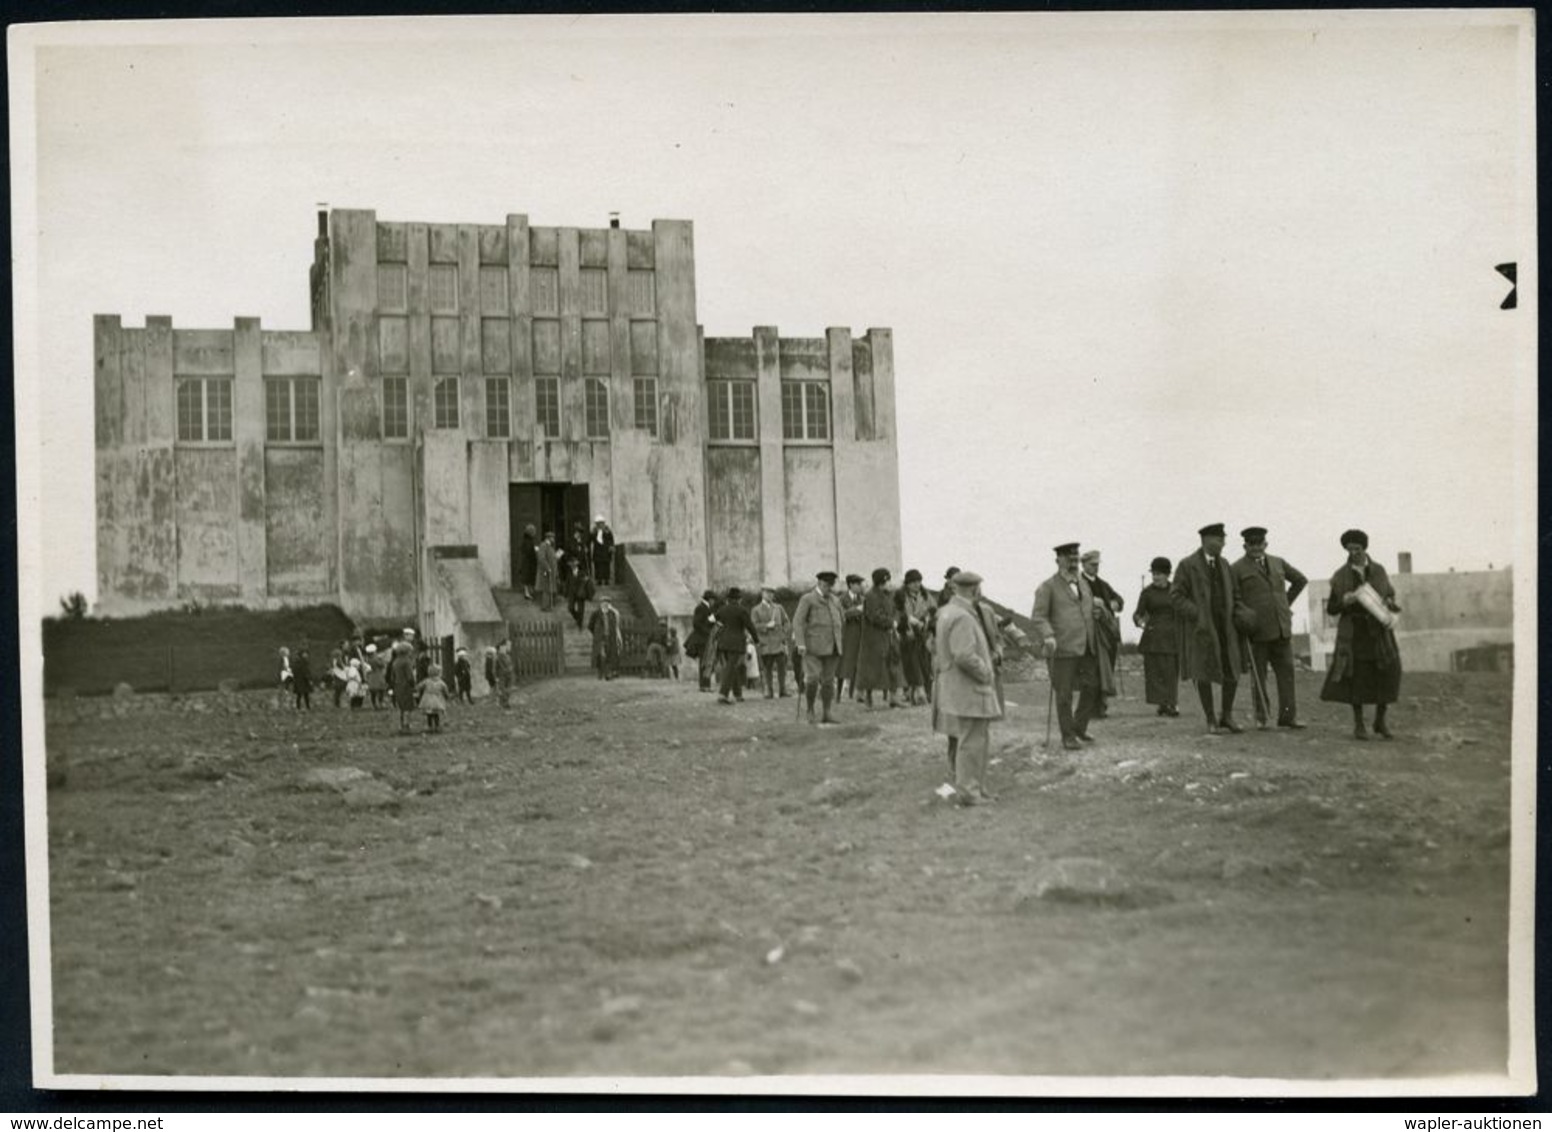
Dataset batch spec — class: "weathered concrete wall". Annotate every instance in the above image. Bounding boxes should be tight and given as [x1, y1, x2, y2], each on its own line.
[1307, 569, 1515, 672]
[652, 220, 709, 595]
[174, 447, 239, 600]
[94, 321, 178, 612]
[264, 449, 329, 596]
[468, 441, 511, 586]
[832, 328, 902, 578]
[329, 209, 378, 615]
[706, 447, 763, 589]
[421, 430, 470, 549]
[784, 447, 838, 585]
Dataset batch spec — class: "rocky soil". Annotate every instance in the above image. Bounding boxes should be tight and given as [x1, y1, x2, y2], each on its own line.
[41, 668, 1513, 1082]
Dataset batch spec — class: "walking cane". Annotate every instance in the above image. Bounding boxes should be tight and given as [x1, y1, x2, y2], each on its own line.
[1042, 654, 1056, 749]
[1241, 633, 1271, 724]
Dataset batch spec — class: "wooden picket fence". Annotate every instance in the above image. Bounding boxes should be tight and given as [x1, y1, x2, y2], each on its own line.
[509, 620, 566, 679]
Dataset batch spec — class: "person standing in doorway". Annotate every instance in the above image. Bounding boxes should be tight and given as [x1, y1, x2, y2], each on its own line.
[535, 531, 559, 612]
[591, 515, 616, 585]
[517, 524, 539, 601]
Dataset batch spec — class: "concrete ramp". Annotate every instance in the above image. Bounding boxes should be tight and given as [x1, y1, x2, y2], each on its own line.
[623, 550, 699, 621]
[434, 558, 504, 626]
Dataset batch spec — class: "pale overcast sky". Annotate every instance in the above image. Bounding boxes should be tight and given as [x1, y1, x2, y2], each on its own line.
[12, 12, 1537, 633]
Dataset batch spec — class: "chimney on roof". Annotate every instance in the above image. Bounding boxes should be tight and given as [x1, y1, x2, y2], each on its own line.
[1397, 552, 1413, 574]
[609, 212, 620, 230]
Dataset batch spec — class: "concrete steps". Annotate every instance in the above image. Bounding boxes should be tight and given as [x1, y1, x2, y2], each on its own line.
[491, 585, 640, 673]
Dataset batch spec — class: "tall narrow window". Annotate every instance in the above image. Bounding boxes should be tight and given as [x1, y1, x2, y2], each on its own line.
[632, 377, 658, 437]
[429, 264, 458, 313]
[485, 377, 510, 438]
[433, 377, 460, 429]
[265, 377, 320, 442]
[535, 377, 561, 438]
[383, 376, 409, 439]
[707, 380, 756, 441]
[584, 378, 609, 438]
[781, 380, 830, 441]
[175, 377, 233, 443]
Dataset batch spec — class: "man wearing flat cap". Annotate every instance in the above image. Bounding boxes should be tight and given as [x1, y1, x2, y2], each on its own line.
[1231, 526, 1309, 729]
[933, 570, 1003, 805]
[1171, 523, 1245, 734]
[792, 570, 847, 724]
[1031, 543, 1101, 750]
[1080, 549, 1125, 718]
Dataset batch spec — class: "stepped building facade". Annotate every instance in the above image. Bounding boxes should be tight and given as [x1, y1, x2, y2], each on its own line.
[94, 208, 902, 647]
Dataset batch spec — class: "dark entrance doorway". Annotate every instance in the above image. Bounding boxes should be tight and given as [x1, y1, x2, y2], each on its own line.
[509, 482, 590, 584]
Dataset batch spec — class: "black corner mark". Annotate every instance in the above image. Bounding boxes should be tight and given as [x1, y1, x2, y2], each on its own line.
[1495, 262, 1516, 310]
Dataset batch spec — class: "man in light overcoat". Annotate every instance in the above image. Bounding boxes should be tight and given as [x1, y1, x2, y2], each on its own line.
[1172, 522, 1245, 734]
[751, 586, 793, 698]
[1231, 526, 1309, 729]
[932, 570, 1003, 805]
[792, 570, 846, 725]
[1031, 542, 1100, 750]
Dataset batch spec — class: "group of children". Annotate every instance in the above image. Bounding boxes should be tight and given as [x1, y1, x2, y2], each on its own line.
[279, 630, 479, 734]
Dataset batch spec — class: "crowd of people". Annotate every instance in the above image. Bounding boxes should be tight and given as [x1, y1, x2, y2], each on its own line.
[514, 514, 617, 612]
[273, 523, 1406, 773]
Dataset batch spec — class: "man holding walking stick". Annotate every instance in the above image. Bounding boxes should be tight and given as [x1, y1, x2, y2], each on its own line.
[1231, 526, 1309, 730]
[1031, 542, 1101, 751]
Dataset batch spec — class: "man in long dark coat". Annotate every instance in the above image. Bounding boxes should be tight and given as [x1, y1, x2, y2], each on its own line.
[1171, 522, 1245, 735]
[1231, 526, 1308, 729]
[712, 587, 758, 704]
[686, 589, 717, 692]
[1080, 549, 1124, 718]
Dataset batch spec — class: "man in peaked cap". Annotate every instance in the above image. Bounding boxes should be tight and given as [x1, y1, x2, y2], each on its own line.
[1031, 542, 1100, 750]
[792, 570, 847, 724]
[1171, 523, 1245, 735]
[1231, 526, 1309, 729]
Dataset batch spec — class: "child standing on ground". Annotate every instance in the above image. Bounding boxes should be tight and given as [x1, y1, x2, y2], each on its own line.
[364, 644, 387, 709]
[345, 659, 366, 710]
[417, 663, 450, 734]
[291, 647, 313, 710]
[453, 647, 474, 704]
[388, 641, 417, 734]
[665, 626, 682, 681]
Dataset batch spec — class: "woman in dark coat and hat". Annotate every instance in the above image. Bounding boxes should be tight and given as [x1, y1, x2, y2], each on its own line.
[1319, 529, 1403, 740]
[895, 568, 935, 705]
[1133, 556, 1181, 717]
[517, 524, 539, 600]
[856, 567, 905, 709]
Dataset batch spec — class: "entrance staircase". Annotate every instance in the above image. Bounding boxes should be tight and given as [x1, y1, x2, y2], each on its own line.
[492, 583, 641, 674]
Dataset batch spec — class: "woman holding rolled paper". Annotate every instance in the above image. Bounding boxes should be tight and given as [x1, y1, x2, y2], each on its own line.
[1319, 528, 1403, 740]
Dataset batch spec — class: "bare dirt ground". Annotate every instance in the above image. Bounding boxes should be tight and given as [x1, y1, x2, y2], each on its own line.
[42, 666, 1512, 1082]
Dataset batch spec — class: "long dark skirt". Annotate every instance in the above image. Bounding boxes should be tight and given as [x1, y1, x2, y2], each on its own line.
[900, 635, 932, 689]
[1320, 658, 1402, 705]
[1142, 652, 1178, 706]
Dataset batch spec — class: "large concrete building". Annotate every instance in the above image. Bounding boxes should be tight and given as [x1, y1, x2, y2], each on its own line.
[94, 209, 902, 636]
